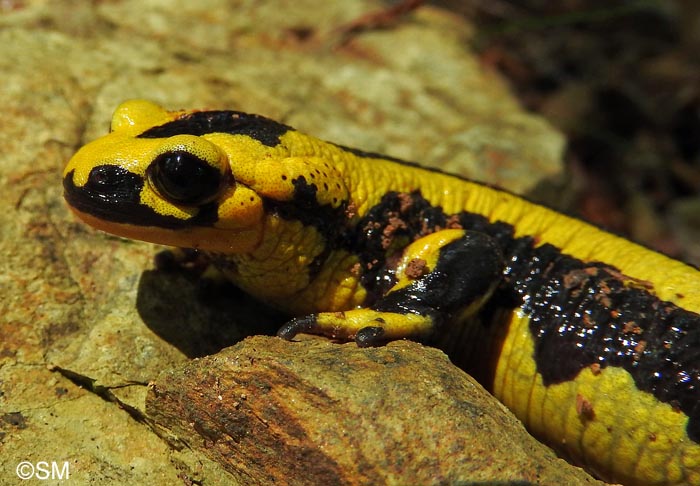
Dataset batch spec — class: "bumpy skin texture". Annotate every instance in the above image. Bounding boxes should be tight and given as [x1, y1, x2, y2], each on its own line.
[64, 100, 700, 486]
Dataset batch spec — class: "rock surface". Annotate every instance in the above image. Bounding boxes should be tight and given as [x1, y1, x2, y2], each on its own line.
[0, 1, 572, 485]
[147, 335, 605, 486]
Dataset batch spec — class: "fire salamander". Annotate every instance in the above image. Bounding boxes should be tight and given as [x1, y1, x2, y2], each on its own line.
[63, 100, 700, 486]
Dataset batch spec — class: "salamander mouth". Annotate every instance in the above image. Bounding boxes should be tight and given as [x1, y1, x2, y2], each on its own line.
[63, 168, 218, 229]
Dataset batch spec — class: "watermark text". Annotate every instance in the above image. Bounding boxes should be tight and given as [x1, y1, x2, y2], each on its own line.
[16, 461, 70, 480]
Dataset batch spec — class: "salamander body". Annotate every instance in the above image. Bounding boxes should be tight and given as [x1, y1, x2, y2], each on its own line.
[63, 100, 700, 485]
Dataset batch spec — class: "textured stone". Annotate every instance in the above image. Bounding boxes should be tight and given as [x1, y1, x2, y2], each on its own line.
[147, 335, 604, 486]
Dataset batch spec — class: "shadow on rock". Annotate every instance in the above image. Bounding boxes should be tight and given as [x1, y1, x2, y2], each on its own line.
[136, 269, 285, 358]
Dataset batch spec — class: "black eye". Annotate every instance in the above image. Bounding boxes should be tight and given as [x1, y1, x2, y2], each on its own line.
[148, 150, 224, 205]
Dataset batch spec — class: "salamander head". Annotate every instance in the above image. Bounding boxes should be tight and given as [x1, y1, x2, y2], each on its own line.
[63, 100, 348, 253]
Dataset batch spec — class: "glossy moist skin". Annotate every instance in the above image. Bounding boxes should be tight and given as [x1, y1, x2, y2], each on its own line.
[64, 100, 700, 485]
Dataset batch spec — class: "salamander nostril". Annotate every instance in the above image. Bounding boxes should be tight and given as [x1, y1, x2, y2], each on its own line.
[87, 165, 130, 189]
[83, 165, 143, 203]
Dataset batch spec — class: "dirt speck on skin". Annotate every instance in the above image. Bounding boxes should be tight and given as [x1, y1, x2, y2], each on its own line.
[405, 257, 428, 279]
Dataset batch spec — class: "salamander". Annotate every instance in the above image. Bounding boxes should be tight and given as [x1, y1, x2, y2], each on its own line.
[63, 99, 700, 485]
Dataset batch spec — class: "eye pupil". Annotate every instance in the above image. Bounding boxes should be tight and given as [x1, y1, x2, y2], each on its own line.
[148, 151, 223, 205]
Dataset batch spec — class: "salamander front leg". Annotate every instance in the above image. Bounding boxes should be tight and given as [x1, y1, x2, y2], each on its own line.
[278, 229, 504, 347]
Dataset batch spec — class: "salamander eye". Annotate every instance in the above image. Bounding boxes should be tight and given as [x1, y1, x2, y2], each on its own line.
[148, 150, 224, 205]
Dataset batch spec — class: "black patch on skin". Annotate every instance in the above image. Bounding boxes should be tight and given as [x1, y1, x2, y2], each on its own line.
[262, 187, 450, 293]
[263, 175, 349, 245]
[137, 111, 292, 147]
[349, 191, 700, 443]
[504, 241, 700, 442]
[260, 175, 350, 282]
[350, 191, 448, 303]
[373, 232, 503, 322]
[63, 167, 218, 228]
